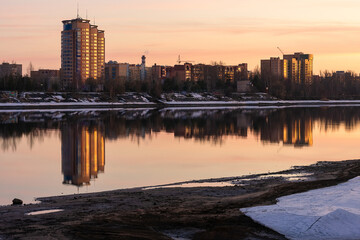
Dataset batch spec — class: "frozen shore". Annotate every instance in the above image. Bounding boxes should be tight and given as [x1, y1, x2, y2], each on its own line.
[2, 91, 360, 110]
[1, 160, 360, 239]
[1, 100, 360, 110]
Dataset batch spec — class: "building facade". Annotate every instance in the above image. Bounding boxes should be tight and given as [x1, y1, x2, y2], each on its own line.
[105, 61, 121, 82]
[31, 69, 60, 90]
[151, 64, 167, 83]
[0, 63, 22, 78]
[262, 52, 312, 88]
[283, 52, 313, 85]
[168, 63, 193, 82]
[167, 63, 248, 83]
[61, 18, 105, 90]
[105, 56, 150, 82]
[261, 57, 288, 88]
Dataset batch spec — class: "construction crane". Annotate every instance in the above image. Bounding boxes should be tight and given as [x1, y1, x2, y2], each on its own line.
[277, 47, 285, 56]
[177, 55, 194, 64]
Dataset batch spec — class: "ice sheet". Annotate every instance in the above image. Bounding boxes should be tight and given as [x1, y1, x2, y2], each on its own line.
[241, 177, 360, 240]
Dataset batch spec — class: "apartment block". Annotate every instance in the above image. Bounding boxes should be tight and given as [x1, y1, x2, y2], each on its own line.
[283, 52, 313, 85]
[151, 64, 167, 83]
[105, 56, 149, 82]
[0, 62, 22, 78]
[61, 18, 105, 90]
[105, 61, 121, 81]
[261, 57, 288, 88]
[31, 69, 60, 90]
[168, 63, 193, 82]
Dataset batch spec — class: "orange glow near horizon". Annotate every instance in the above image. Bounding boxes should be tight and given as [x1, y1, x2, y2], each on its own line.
[2, 0, 360, 74]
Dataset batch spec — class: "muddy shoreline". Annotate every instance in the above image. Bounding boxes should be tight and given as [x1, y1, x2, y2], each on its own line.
[2, 159, 360, 239]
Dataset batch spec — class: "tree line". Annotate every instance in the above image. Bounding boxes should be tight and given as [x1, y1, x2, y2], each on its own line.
[0, 75, 237, 98]
[0, 75, 61, 92]
[252, 69, 360, 100]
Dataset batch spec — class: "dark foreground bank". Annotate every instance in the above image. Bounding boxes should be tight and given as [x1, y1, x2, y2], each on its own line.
[1, 160, 360, 240]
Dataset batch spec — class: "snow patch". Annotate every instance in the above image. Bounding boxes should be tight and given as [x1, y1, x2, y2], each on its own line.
[241, 177, 360, 240]
[25, 209, 64, 216]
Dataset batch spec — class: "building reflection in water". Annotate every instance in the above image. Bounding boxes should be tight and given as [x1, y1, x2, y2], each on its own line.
[170, 112, 313, 147]
[257, 112, 313, 147]
[61, 122, 105, 186]
[283, 119, 313, 147]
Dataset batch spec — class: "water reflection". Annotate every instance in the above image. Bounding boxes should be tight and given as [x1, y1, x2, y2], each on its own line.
[284, 119, 313, 147]
[1, 107, 359, 151]
[259, 116, 313, 147]
[61, 122, 105, 186]
[1, 106, 360, 204]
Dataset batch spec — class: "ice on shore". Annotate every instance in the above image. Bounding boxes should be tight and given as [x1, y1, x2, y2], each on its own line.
[241, 177, 360, 240]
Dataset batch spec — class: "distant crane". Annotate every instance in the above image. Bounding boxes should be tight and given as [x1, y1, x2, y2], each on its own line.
[277, 47, 285, 56]
[177, 55, 194, 64]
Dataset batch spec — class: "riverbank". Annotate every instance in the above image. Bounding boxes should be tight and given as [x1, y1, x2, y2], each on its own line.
[2, 91, 360, 110]
[1, 160, 360, 239]
[2, 100, 360, 110]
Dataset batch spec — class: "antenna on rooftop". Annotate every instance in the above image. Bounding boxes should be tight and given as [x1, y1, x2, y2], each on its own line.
[77, 2, 79, 18]
[94, 16, 96, 25]
[86, 9, 88, 20]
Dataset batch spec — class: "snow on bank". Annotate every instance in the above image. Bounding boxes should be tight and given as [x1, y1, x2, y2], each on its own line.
[0, 107, 156, 113]
[0, 102, 156, 107]
[159, 99, 360, 106]
[241, 177, 360, 240]
[2, 100, 360, 110]
[159, 100, 240, 105]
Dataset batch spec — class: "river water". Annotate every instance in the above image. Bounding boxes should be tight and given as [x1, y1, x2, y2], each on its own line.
[1, 106, 360, 205]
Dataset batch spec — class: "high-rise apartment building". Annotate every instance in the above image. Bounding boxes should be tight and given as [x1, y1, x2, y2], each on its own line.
[61, 18, 105, 90]
[261, 57, 288, 88]
[283, 52, 313, 85]
[261, 52, 312, 87]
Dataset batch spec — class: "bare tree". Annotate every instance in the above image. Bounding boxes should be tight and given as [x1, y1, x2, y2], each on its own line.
[26, 62, 35, 77]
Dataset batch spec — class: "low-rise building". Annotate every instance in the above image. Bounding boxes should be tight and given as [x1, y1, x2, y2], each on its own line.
[105, 61, 121, 81]
[167, 63, 193, 82]
[31, 69, 60, 90]
[105, 56, 149, 82]
[0, 62, 22, 78]
[31, 69, 60, 80]
[151, 64, 167, 84]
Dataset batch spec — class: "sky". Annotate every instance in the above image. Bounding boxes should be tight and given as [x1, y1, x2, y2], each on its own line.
[1, 0, 360, 74]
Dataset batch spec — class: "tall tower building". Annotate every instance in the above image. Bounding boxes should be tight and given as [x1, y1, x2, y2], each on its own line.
[61, 18, 105, 90]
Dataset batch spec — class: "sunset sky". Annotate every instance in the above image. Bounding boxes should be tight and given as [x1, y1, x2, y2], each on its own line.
[1, 0, 360, 74]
